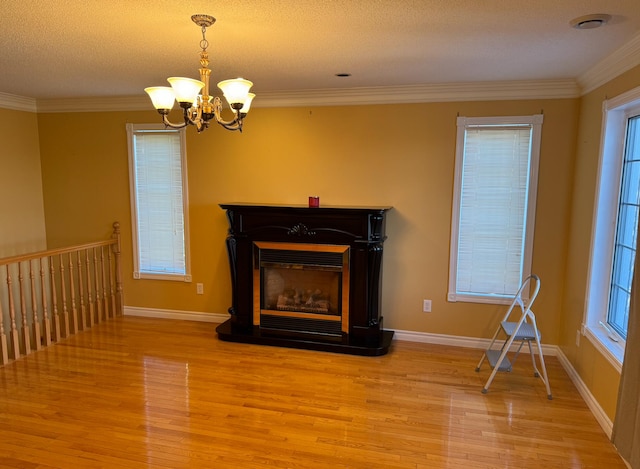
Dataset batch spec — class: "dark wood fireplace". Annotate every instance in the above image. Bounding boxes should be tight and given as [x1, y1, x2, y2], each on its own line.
[216, 203, 393, 355]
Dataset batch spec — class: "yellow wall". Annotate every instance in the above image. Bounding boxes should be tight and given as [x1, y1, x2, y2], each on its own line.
[559, 64, 640, 421]
[0, 108, 47, 256]
[37, 97, 578, 345]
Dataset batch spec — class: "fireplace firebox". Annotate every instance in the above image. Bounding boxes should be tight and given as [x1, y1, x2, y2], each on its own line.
[216, 203, 393, 355]
[257, 242, 349, 337]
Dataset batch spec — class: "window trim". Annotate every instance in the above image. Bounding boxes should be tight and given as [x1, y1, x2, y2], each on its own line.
[448, 114, 543, 305]
[126, 123, 192, 282]
[584, 87, 640, 370]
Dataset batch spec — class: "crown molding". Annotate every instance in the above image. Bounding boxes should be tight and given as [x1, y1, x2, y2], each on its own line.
[578, 31, 640, 95]
[253, 80, 579, 107]
[0, 92, 37, 112]
[35, 95, 151, 113]
[1, 79, 579, 113]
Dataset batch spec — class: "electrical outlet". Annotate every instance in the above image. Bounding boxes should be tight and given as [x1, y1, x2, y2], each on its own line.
[576, 329, 581, 347]
[423, 299, 432, 313]
[196, 283, 204, 295]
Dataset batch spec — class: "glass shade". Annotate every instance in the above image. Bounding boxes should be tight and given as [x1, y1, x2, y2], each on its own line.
[167, 77, 205, 104]
[239, 93, 255, 114]
[144, 86, 176, 111]
[217, 78, 253, 106]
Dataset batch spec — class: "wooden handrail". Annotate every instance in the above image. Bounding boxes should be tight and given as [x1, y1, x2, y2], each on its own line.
[0, 238, 117, 267]
[0, 222, 123, 365]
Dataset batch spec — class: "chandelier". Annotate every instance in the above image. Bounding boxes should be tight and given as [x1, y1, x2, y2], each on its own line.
[144, 14, 255, 133]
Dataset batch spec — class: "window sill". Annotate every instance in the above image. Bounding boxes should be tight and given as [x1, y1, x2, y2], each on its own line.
[133, 271, 192, 282]
[447, 292, 514, 305]
[583, 324, 625, 373]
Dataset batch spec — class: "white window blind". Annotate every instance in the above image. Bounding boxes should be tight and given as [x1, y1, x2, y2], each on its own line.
[126, 124, 191, 281]
[449, 115, 542, 304]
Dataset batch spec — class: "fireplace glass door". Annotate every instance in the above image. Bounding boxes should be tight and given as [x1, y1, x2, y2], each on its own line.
[254, 242, 350, 336]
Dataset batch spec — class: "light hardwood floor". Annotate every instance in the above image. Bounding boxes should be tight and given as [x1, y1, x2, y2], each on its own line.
[0, 317, 626, 468]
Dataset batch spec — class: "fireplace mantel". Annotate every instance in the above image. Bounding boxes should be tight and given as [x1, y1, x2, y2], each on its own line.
[217, 203, 394, 355]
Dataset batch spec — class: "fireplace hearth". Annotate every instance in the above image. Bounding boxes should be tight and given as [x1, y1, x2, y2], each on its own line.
[217, 203, 393, 356]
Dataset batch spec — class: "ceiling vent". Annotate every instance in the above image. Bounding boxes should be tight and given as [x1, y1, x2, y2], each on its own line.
[570, 14, 611, 30]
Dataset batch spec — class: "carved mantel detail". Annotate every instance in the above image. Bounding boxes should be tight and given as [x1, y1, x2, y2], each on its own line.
[287, 223, 316, 237]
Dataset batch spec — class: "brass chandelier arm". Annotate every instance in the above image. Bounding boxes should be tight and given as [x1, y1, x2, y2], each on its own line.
[217, 120, 243, 131]
[154, 97, 246, 133]
[161, 117, 189, 129]
[211, 96, 244, 132]
[155, 110, 187, 129]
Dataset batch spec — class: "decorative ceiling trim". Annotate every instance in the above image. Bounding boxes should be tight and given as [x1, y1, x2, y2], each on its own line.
[34, 96, 151, 113]
[28, 73, 640, 112]
[19, 80, 578, 113]
[253, 80, 579, 108]
[578, 32, 640, 95]
[0, 92, 37, 112]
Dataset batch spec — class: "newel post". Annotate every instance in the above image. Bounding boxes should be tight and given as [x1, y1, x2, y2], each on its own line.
[112, 222, 124, 316]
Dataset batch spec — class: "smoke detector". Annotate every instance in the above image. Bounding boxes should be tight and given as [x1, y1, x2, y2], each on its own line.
[570, 14, 611, 30]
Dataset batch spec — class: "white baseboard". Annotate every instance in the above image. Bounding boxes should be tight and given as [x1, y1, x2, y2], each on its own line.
[123, 306, 228, 323]
[393, 328, 558, 356]
[555, 348, 613, 437]
[121, 306, 611, 437]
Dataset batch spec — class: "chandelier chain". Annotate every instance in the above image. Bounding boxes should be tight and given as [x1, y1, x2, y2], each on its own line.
[200, 25, 209, 52]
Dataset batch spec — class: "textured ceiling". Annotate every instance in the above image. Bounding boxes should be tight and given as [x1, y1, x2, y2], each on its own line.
[1, 0, 640, 101]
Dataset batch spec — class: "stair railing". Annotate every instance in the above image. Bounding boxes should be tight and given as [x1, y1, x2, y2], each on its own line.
[0, 222, 123, 365]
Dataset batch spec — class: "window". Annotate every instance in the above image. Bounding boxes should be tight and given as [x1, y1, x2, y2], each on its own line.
[448, 115, 543, 304]
[609, 115, 640, 338]
[126, 124, 191, 282]
[585, 86, 640, 368]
